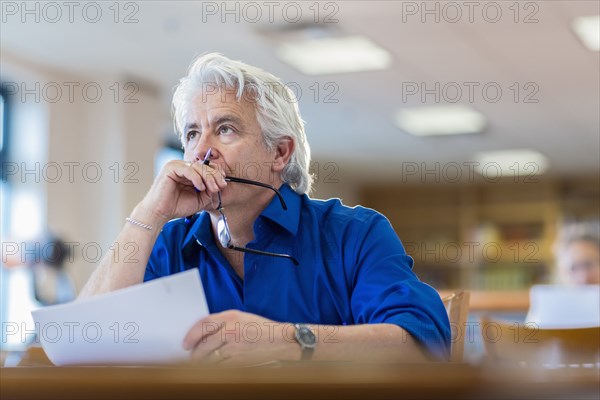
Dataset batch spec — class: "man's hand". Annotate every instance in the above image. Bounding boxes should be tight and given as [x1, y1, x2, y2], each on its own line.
[183, 310, 301, 366]
[137, 160, 227, 227]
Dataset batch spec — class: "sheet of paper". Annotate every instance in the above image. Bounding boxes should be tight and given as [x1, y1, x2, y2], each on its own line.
[31, 269, 209, 366]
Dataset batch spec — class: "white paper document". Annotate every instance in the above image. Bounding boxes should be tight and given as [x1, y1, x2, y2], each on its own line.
[31, 269, 209, 366]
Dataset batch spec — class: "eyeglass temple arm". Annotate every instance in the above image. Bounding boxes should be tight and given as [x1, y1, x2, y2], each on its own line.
[229, 245, 299, 266]
[224, 176, 287, 210]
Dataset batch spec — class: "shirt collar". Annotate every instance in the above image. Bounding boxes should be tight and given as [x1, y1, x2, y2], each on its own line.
[181, 183, 301, 252]
[258, 183, 301, 236]
[182, 211, 213, 252]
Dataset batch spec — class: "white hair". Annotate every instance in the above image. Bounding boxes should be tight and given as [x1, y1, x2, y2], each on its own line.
[557, 220, 600, 251]
[172, 53, 312, 194]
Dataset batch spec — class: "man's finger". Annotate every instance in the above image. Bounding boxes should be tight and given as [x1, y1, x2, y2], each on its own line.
[183, 318, 222, 351]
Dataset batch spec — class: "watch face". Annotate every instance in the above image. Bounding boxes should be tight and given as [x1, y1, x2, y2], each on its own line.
[298, 326, 316, 346]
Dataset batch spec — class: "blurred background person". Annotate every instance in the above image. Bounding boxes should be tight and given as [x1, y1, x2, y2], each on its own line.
[554, 221, 600, 285]
[2, 233, 75, 305]
[1, 233, 75, 364]
[525, 221, 600, 328]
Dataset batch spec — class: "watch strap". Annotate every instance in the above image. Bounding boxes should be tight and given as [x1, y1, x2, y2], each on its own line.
[301, 346, 314, 361]
[294, 324, 316, 361]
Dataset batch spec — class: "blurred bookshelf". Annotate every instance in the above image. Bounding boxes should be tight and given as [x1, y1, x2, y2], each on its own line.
[360, 176, 599, 291]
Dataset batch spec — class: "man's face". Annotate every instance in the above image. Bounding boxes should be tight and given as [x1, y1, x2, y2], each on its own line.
[182, 88, 281, 210]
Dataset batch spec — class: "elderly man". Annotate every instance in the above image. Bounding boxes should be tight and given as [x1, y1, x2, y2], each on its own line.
[80, 53, 450, 364]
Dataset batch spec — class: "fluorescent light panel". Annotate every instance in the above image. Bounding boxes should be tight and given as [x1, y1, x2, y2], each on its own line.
[474, 149, 549, 177]
[276, 36, 392, 75]
[572, 15, 600, 51]
[394, 105, 486, 136]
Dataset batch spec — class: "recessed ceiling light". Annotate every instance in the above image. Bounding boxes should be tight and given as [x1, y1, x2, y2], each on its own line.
[394, 105, 486, 136]
[473, 149, 549, 177]
[572, 15, 600, 51]
[276, 36, 392, 75]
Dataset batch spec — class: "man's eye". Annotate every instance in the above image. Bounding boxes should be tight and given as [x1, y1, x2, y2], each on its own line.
[186, 131, 198, 142]
[218, 126, 234, 136]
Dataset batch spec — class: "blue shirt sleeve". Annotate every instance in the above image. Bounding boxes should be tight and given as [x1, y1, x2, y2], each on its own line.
[144, 219, 189, 283]
[144, 230, 168, 283]
[348, 212, 451, 360]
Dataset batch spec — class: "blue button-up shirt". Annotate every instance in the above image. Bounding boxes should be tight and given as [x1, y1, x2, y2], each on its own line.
[145, 184, 450, 359]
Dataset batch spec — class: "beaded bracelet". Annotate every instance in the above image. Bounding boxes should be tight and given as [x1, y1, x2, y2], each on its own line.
[125, 217, 153, 231]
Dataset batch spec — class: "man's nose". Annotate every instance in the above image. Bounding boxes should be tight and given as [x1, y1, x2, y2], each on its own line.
[192, 137, 215, 163]
[195, 148, 213, 163]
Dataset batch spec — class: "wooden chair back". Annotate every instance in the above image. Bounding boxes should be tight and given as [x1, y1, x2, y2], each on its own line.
[442, 291, 471, 362]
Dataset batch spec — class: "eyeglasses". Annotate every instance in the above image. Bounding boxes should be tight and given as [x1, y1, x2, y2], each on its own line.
[215, 177, 299, 266]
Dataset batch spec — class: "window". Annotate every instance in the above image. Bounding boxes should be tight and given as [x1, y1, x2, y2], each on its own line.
[0, 88, 7, 166]
[1, 85, 15, 349]
[0, 84, 44, 352]
[1, 85, 11, 258]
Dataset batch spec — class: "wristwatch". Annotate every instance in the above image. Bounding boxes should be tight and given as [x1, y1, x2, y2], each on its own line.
[294, 324, 317, 360]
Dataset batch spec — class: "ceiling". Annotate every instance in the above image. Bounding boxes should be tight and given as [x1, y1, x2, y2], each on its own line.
[1, 1, 599, 182]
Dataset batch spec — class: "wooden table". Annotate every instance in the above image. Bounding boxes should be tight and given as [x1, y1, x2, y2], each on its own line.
[438, 290, 530, 312]
[2, 349, 598, 400]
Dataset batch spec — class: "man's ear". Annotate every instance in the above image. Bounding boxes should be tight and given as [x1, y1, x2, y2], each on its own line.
[272, 136, 294, 173]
